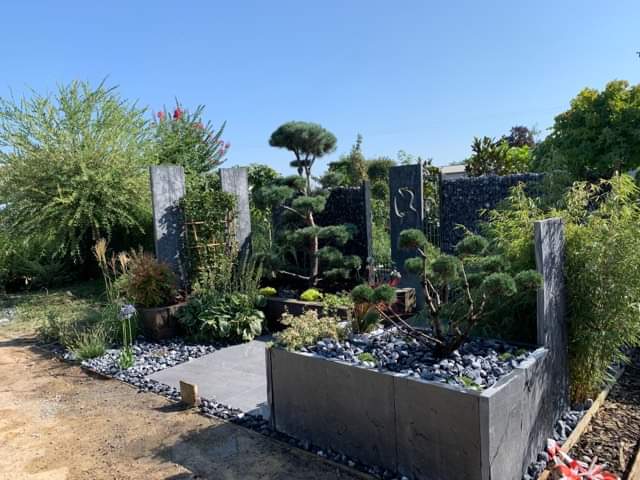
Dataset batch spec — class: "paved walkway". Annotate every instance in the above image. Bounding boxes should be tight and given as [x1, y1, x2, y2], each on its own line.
[149, 336, 270, 418]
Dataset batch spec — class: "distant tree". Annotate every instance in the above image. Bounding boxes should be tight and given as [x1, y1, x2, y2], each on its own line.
[322, 134, 368, 188]
[465, 136, 533, 177]
[154, 102, 228, 174]
[502, 125, 536, 148]
[536, 80, 640, 180]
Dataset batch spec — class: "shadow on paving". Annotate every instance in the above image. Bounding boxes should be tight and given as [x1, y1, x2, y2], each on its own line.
[153, 421, 365, 480]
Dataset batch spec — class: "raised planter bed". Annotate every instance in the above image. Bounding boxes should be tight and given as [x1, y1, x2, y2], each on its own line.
[267, 345, 557, 480]
[265, 219, 569, 480]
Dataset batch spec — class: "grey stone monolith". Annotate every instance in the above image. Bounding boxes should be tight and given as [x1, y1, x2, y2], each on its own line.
[219, 167, 251, 255]
[150, 165, 187, 287]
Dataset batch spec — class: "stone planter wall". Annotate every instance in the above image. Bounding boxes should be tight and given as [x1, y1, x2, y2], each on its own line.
[266, 219, 567, 480]
[267, 346, 550, 479]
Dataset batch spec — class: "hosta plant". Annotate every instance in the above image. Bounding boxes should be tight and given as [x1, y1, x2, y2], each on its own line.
[178, 291, 264, 342]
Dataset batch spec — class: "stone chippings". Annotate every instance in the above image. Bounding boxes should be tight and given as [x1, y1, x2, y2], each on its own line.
[305, 329, 534, 389]
[522, 403, 591, 480]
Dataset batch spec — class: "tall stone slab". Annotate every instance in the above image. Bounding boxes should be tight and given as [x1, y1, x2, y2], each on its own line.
[150, 165, 187, 287]
[219, 167, 251, 255]
[534, 218, 569, 410]
[389, 164, 424, 297]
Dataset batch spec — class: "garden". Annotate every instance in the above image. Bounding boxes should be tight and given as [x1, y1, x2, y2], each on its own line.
[1, 80, 640, 480]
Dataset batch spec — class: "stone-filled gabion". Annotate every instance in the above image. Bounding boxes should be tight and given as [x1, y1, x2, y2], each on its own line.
[440, 173, 544, 252]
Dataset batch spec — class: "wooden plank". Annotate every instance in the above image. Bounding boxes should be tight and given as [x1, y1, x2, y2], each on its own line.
[536, 366, 625, 480]
[627, 447, 640, 480]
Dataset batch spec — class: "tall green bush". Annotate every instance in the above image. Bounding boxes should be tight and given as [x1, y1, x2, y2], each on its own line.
[0, 80, 153, 263]
[484, 175, 640, 402]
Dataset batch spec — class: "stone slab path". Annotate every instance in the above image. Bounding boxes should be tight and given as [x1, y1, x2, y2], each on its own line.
[149, 336, 271, 418]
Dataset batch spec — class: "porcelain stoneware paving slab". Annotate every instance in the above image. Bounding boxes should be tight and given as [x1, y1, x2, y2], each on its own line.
[149, 337, 270, 418]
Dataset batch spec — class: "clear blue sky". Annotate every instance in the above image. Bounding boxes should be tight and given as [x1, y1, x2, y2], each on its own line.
[1, 1, 638, 173]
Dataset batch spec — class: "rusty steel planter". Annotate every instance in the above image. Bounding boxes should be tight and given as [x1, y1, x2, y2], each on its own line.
[138, 302, 186, 340]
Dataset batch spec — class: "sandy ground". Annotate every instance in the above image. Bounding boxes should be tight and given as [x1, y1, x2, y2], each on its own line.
[0, 334, 364, 480]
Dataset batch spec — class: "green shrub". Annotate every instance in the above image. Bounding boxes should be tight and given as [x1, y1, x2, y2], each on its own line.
[153, 102, 228, 174]
[321, 292, 354, 315]
[398, 230, 540, 355]
[121, 251, 178, 308]
[484, 174, 640, 402]
[274, 310, 343, 351]
[0, 80, 154, 263]
[350, 284, 397, 333]
[179, 291, 264, 342]
[300, 288, 323, 302]
[259, 287, 277, 297]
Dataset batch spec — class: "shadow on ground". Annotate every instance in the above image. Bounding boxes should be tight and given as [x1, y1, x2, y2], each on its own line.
[153, 421, 363, 480]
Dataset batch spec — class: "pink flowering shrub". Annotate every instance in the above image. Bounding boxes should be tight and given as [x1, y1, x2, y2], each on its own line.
[154, 102, 228, 174]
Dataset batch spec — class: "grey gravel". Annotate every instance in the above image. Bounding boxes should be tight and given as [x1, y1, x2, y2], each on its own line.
[307, 328, 534, 390]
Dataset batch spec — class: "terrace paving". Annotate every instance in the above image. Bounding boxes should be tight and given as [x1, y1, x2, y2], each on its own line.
[149, 336, 271, 418]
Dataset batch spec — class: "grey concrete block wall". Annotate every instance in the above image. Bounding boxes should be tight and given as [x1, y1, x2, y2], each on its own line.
[150, 165, 187, 287]
[268, 346, 551, 480]
[395, 377, 482, 480]
[268, 348, 397, 470]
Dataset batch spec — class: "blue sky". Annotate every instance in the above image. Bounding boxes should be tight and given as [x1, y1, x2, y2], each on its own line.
[1, 1, 639, 173]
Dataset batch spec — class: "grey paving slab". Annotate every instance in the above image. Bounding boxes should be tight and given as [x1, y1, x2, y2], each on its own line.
[149, 337, 271, 418]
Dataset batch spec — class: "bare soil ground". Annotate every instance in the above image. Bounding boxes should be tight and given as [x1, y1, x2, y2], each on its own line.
[0, 334, 363, 480]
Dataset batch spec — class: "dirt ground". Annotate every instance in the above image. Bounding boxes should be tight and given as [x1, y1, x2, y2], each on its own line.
[0, 334, 364, 480]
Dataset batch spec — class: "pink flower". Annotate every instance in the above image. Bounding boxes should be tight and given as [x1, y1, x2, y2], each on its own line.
[173, 108, 182, 120]
[157, 111, 165, 121]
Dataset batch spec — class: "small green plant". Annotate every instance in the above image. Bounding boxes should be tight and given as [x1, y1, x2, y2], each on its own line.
[350, 284, 396, 333]
[300, 288, 323, 302]
[70, 326, 107, 360]
[357, 352, 376, 364]
[321, 292, 354, 316]
[259, 286, 277, 297]
[274, 310, 344, 351]
[121, 250, 178, 308]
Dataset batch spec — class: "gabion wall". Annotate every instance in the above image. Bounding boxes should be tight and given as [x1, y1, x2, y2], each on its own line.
[316, 182, 372, 265]
[440, 173, 544, 253]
